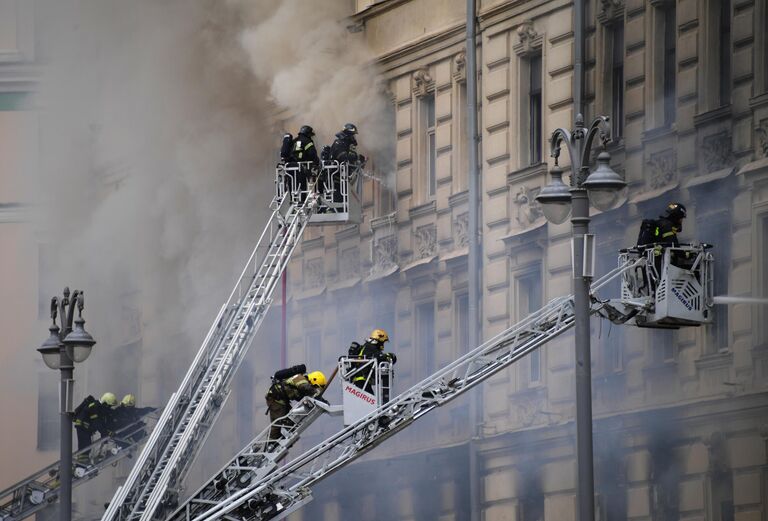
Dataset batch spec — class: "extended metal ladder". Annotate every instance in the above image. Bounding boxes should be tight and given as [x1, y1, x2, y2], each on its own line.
[165, 257, 643, 521]
[101, 191, 319, 521]
[169, 397, 341, 521]
[0, 419, 152, 521]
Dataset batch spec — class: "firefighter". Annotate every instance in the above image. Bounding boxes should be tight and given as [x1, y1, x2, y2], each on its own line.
[265, 369, 326, 442]
[111, 394, 156, 445]
[637, 202, 687, 248]
[289, 125, 320, 202]
[73, 392, 117, 455]
[328, 123, 366, 203]
[350, 329, 396, 401]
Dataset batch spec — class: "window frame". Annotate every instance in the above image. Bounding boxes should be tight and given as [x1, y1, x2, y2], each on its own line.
[610, 21, 625, 140]
[528, 54, 543, 166]
[414, 300, 436, 376]
[423, 93, 437, 200]
[514, 265, 544, 387]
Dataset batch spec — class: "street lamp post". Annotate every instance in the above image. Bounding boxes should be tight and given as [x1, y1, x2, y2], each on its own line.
[536, 114, 626, 521]
[37, 287, 97, 521]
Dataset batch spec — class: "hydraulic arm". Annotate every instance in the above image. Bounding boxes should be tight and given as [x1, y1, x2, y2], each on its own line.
[168, 258, 641, 521]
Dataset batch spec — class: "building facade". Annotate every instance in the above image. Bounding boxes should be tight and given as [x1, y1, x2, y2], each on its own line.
[284, 0, 768, 519]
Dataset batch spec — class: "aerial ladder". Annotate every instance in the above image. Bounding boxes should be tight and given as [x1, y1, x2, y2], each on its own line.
[101, 161, 361, 521]
[164, 242, 714, 521]
[0, 418, 153, 521]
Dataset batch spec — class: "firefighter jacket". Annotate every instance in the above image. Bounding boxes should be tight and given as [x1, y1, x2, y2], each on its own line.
[291, 134, 320, 166]
[266, 374, 319, 405]
[73, 396, 111, 434]
[655, 217, 680, 247]
[329, 132, 363, 164]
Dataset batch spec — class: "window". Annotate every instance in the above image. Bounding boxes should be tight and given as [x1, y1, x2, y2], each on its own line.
[455, 293, 469, 355]
[37, 374, 57, 450]
[517, 269, 543, 384]
[611, 23, 625, 139]
[663, 5, 677, 126]
[700, 213, 731, 353]
[719, 0, 732, 106]
[415, 301, 435, 375]
[423, 94, 437, 198]
[529, 55, 543, 164]
[455, 82, 468, 192]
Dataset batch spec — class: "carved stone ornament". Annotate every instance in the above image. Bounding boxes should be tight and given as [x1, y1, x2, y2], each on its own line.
[647, 149, 677, 189]
[412, 69, 434, 98]
[513, 20, 542, 57]
[756, 119, 768, 159]
[339, 247, 360, 277]
[372, 235, 397, 274]
[414, 224, 437, 259]
[514, 394, 540, 427]
[304, 258, 324, 289]
[701, 132, 734, 173]
[454, 213, 469, 249]
[597, 0, 625, 25]
[452, 52, 466, 83]
[513, 185, 544, 227]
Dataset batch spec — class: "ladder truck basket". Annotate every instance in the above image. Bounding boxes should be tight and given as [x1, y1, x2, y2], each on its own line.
[617, 243, 714, 328]
[275, 161, 361, 225]
[339, 357, 393, 425]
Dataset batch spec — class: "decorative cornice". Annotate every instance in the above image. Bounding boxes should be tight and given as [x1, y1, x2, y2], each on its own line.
[370, 212, 397, 231]
[449, 190, 469, 207]
[302, 236, 325, 252]
[693, 105, 733, 129]
[335, 224, 359, 242]
[408, 200, 436, 219]
[507, 162, 548, 185]
[597, 0, 625, 25]
[513, 20, 543, 57]
[412, 68, 434, 97]
[452, 52, 466, 83]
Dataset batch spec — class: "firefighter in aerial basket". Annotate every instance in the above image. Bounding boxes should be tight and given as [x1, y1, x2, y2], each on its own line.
[265, 365, 326, 441]
[348, 329, 396, 402]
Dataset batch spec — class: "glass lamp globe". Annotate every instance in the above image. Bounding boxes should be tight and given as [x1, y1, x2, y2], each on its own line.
[38, 325, 62, 370]
[583, 151, 627, 211]
[535, 166, 572, 224]
[63, 317, 96, 363]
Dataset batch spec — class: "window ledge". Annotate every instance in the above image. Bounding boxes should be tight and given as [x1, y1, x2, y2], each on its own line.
[408, 200, 436, 220]
[641, 125, 676, 144]
[693, 105, 733, 129]
[749, 92, 768, 110]
[695, 350, 733, 370]
[507, 162, 548, 185]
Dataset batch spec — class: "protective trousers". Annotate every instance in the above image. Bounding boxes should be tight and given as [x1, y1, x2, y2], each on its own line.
[266, 396, 292, 441]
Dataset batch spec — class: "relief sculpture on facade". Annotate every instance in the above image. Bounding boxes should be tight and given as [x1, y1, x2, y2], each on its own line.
[304, 258, 325, 289]
[412, 68, 434, 97]
[513, 185, 544, 228]
[371, 235, 397, 275]
[647, 149, 677, 189]
[756, 119, 768, 158]
[701, 132, 733, 173]
[513, 20, 541, 57]
[454, 213, 469, 249]
[452, 52, 466, 83]
[414, 224, 437, 259]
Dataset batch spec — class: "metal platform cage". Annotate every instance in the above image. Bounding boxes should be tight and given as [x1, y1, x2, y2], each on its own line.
[338, 357, 393, 425]
[275, 161, 362, 224]
[618, 244, 714, 327]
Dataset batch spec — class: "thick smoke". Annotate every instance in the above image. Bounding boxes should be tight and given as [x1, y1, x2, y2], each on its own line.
[27, 0, 390, 397]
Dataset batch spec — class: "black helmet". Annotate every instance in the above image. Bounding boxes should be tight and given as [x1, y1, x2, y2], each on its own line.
[299, 125, 315, 137]
[342, 123, 358, 136]
[665, 202, 687, 221]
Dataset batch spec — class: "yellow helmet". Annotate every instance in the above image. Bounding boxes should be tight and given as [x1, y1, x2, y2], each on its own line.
[307, 371, 326, 387]
[370, 329, 389, 343]
[121, 394, 136, 407]
[100, 392, 118, 406]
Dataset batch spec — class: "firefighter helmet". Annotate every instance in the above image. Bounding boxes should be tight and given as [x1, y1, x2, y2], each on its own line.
[370, 329, 389, 343]
[665, 202, 687, 221]
[100, 392, 118, 406]
[121, 394, 136, 407]
[307, 371, 327, 387]
[342, 123, 358, 136]
[298, 125, 315, 138]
